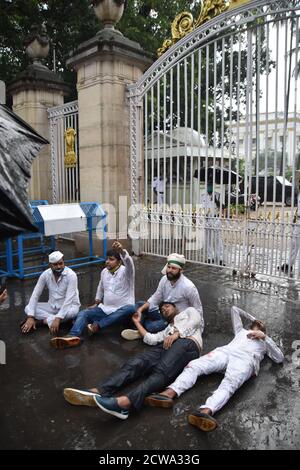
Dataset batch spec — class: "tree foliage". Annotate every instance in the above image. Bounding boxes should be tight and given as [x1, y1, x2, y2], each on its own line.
[0, 0, 199, 99]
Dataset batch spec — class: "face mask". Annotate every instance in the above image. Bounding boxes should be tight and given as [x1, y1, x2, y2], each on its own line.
[53, 267, 64, 275]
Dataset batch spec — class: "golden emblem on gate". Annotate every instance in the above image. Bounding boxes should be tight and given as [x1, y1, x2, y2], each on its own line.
[64, 127, 77, 168]
[157, 0, 249, 56]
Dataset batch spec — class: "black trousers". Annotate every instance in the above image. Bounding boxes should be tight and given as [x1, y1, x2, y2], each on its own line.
[98, 338, 199, 411]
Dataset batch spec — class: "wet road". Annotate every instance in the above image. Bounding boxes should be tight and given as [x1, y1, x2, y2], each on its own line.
[0, 253, 299, 450]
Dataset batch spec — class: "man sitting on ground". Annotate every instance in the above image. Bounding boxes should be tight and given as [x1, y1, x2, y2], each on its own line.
[63, 302, 202, 419]
[146, 306, 284, 432]
[121, 253, 204, 340]
[50, 241, 135, 349]
[21, 251, 80, 335]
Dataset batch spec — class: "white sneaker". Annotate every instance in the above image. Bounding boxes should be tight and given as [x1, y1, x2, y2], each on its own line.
[121, 329, 141, 341]
[63, 388, 101, 407]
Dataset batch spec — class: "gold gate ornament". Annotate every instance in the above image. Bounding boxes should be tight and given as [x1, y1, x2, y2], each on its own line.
[64, 127, 77, 168]
[158, 0, 251, 56]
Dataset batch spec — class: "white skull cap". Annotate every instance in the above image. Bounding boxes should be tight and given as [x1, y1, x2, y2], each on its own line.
[49, 251, 64, 263]
[161, 253, 186, 275]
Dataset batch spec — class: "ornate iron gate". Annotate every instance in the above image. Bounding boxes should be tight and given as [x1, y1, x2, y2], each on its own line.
[129, 0, 300, 280]
[48, 100, 80, 204]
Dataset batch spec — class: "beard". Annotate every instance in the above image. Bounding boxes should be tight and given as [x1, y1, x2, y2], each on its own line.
[166, 271, 181, 281]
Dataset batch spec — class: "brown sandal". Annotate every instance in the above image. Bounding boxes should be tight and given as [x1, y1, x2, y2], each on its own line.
[188, 411, 218, 432]
[144, 393, 174, 408]
[50, 336, 81, 349]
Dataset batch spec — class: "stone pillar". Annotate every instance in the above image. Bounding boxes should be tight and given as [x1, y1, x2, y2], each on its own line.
[7, 26, 70, 202]
[67, 27, 152, 238]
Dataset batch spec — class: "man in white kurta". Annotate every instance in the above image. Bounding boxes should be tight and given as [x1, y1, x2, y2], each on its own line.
[50, 241, 136, 349]
[121, 253, 204, 340]
[281, 188, 300, 273]
[199, 184, 224, 265]
[152, 176, 165, 205]
[148, 306, 284, 431]
[22, 251, 80, 335]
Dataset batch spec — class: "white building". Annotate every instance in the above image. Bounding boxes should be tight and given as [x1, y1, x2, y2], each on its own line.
[230, 112, 300, 168]
[145, 128, 231, 205]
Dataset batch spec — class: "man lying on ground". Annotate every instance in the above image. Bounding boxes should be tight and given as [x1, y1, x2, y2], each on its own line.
[63, 302, 203, 419]
[146, 306, 284, 432]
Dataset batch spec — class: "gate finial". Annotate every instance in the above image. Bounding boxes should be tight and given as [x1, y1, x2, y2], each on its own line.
[158, 0, 232, 57]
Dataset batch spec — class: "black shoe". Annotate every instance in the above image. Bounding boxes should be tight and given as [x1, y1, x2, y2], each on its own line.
[94, 396, 129, 420]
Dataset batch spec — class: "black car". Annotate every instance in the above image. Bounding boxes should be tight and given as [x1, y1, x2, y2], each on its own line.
[240, 176, 297, 206]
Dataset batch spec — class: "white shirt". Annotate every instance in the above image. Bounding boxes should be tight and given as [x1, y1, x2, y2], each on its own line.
[143, 307, 203, 351]
[26, 267, 80, 320]
[95, 250, 135, 315]
[152, 177, 165, 193]
[199, 192, 220, 216]
[148, 274, 204, 333]
[222, 307, 284, 375]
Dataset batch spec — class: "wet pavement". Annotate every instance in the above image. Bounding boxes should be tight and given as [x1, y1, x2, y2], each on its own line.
[0, 249, 299, 450]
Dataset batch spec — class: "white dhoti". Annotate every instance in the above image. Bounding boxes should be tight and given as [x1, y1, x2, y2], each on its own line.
[157, 192, 164, 205]
[25, 302, 79, 328]
[170, 348, 254, 415]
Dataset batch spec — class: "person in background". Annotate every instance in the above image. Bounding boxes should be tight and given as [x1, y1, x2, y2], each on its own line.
[281, 181, 300, 273]
[152, 174, 165, 205]
[199, 183, 225, 266]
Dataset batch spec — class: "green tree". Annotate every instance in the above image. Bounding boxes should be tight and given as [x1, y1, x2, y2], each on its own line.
[0, 0, 199, 100]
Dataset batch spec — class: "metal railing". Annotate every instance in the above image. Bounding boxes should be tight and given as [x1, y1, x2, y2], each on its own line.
[48, 101, 80, 204]
[129, 0, 300, 280]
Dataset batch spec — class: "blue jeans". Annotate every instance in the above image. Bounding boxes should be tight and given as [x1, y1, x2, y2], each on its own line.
[136, 300, 168, 333]
[68, 304, 136, 338]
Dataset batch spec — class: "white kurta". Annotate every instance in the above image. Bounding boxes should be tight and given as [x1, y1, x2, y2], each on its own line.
[147, 274, 204, 333]
[199, 191, 224, 262]
[95, 250, 135, 315]
[25, 267, 80, 327]
[143, 307, 203, 351]
[289, 192, 300, 266]
[169, 306, 284, 415]
[152, 177, 165, 204]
